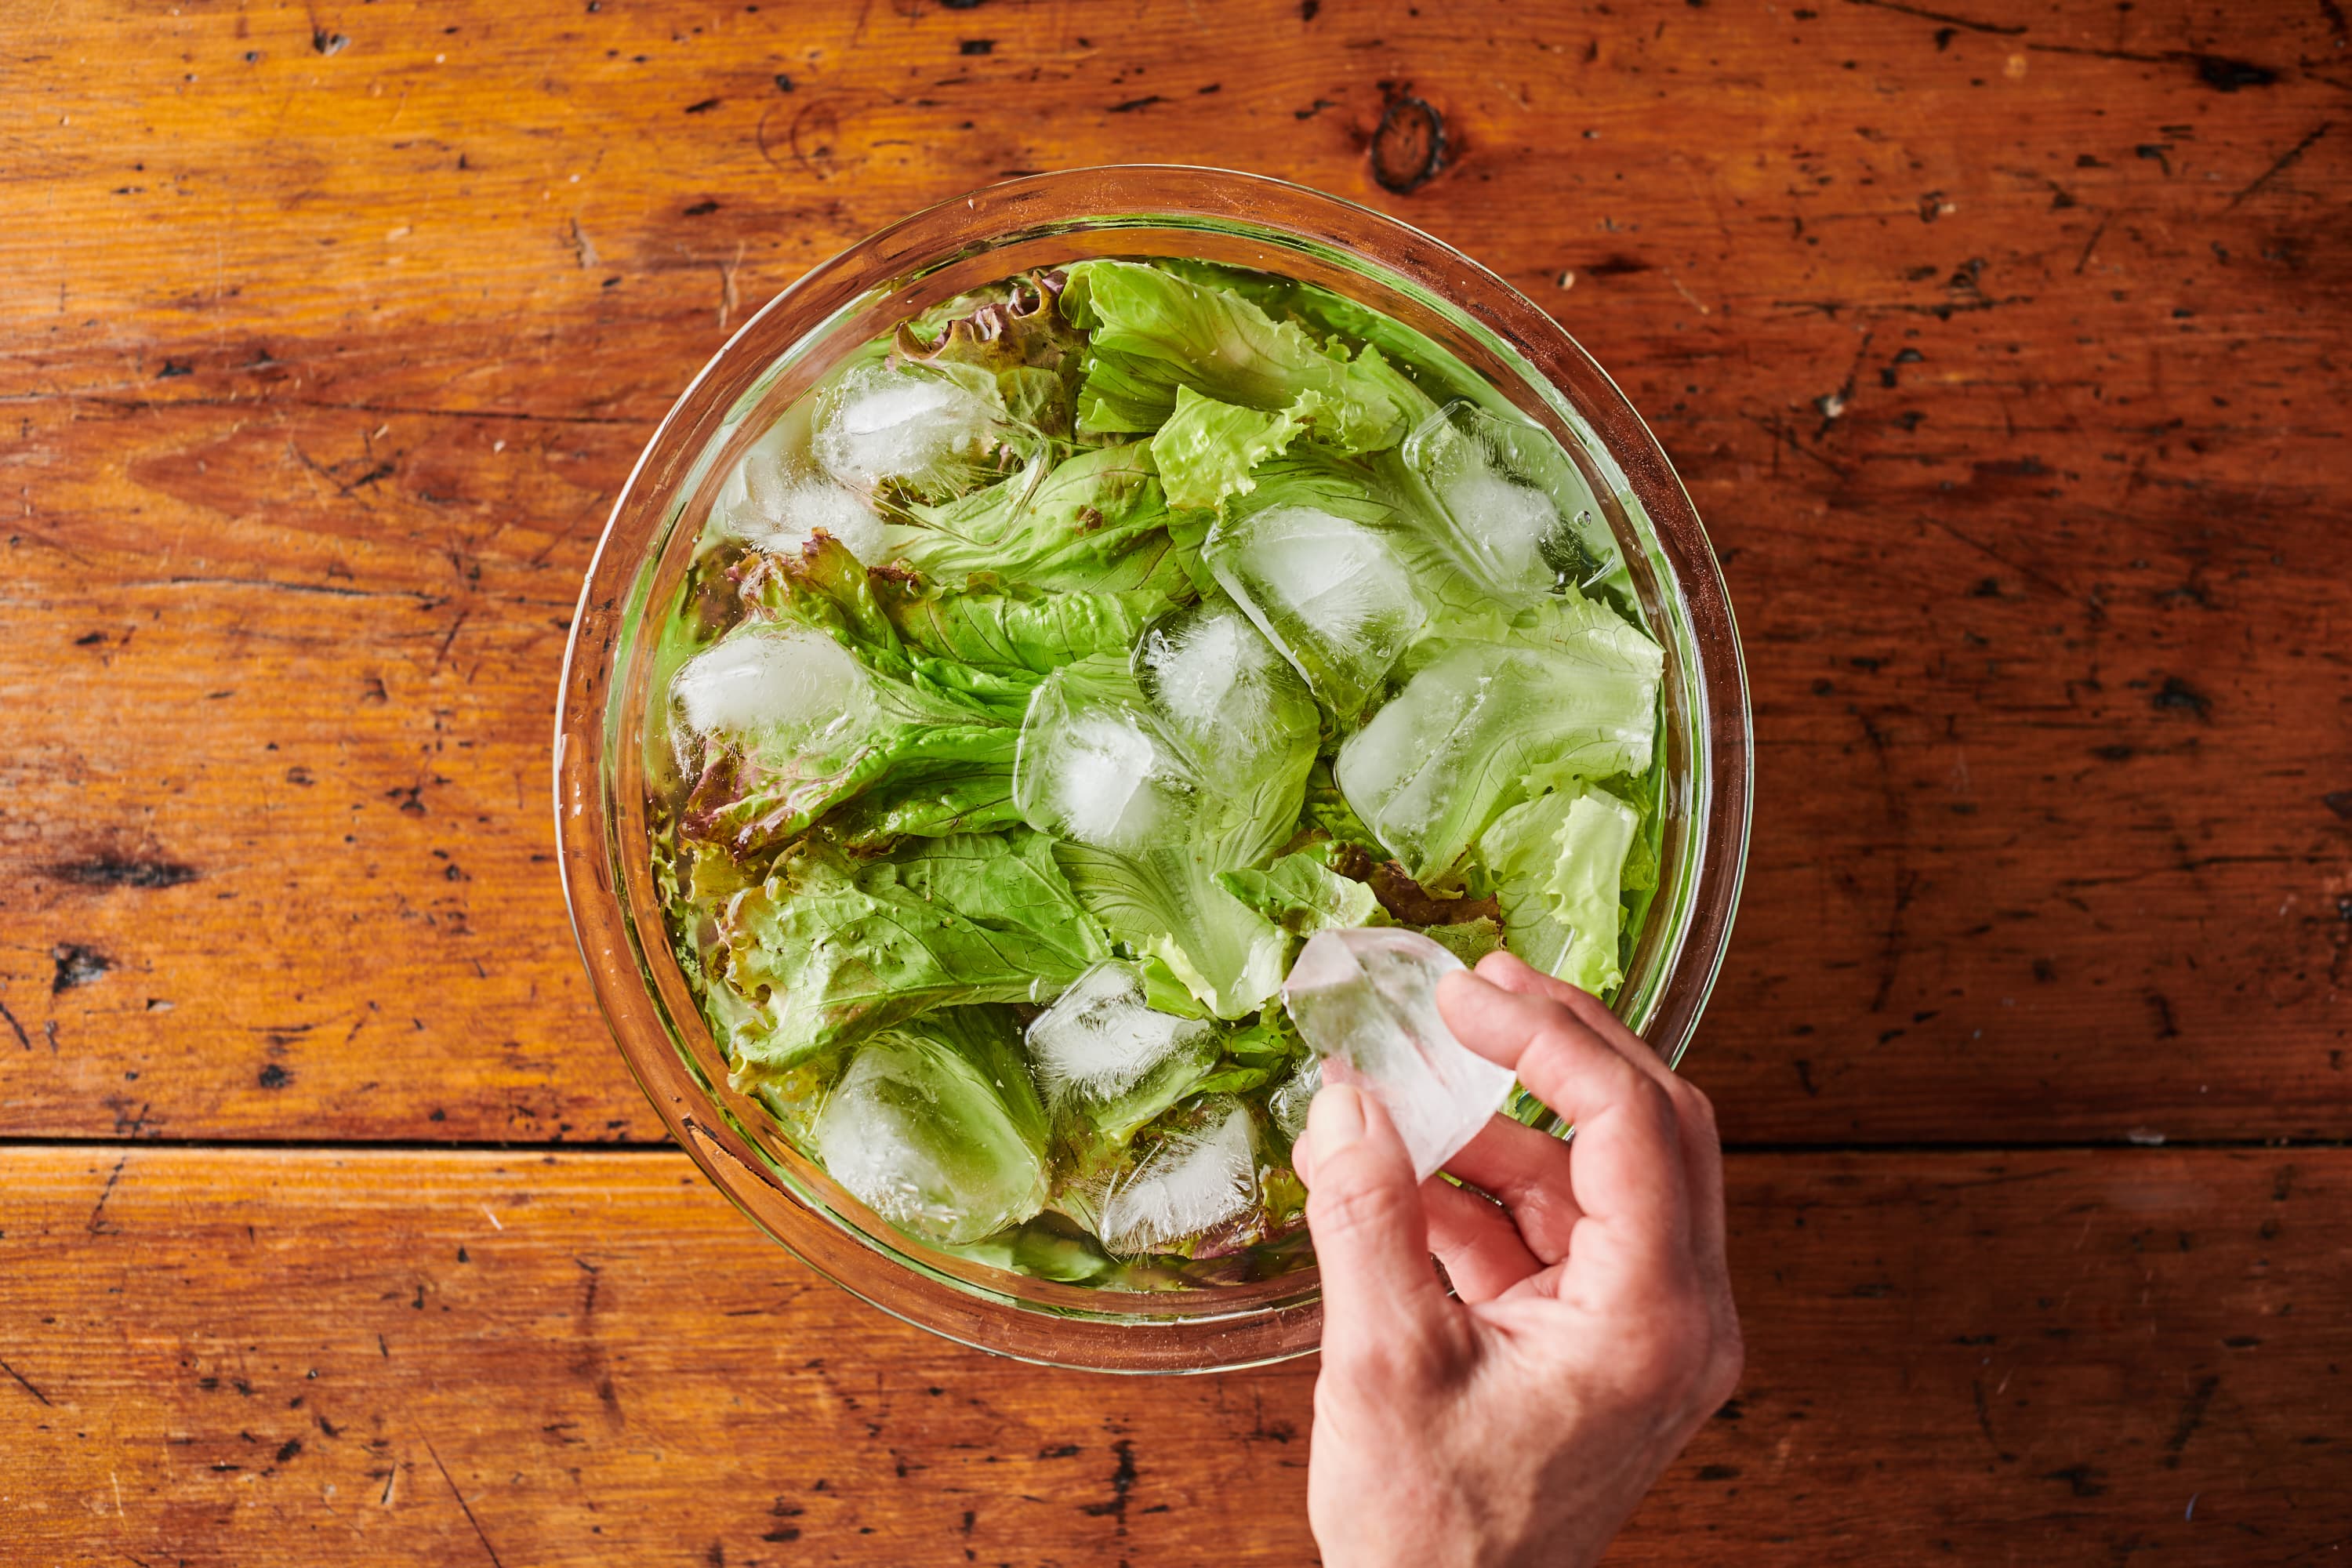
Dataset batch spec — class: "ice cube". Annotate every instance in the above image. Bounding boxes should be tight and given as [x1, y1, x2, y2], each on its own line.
[1401, 401, 1617, 601]
[1268, 1055, 1322, 1144]
[1204, 503, 1428, 716]
[1134, 600, 1317, 781]
[719, 420, 890, 565]
[670, 626, 870, 745]
[814, 362, 1000, 493]
[1094, 1099, 1263, 1257]
[1027, 961, 1218, 1106]
[1281, 927, 1515, 1181]
[1012, 668, 1195, 854]
[812, 1030, 1049, 1247]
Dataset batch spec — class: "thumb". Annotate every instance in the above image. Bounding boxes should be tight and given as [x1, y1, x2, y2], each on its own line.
[1302, 1083, 1456, 1369]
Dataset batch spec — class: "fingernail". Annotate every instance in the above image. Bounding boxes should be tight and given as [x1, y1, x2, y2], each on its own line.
[1307, 1082, 1366, 1173]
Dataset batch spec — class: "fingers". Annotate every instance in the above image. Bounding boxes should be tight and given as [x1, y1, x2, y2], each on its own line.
[1471, 951, 1730, 1276]
[1300, 1084, 1461, 1370]
[1475, 950, 1669, 1081]
[1434, 970, 1691, 1269]
[1421, 1178, 1542, 1305]
[1439, 1113, 1583, 1263]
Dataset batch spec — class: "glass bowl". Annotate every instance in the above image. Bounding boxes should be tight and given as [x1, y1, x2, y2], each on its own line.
[554, 165, 1750, 1374]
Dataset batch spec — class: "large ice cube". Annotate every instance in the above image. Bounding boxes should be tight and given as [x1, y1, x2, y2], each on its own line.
[1026, 961, 1220, 1132]
[1133, 599, 1318, 784]
[812, 1029, 1049, 1247]
[814, 362, 1001, 495]
[1011, 670, 1196, 855]
[1203, 503, 1428, 717]
[1281, 927, 1515, 1181]
[1094, 1098, 1264, 1257]
[670, 626, 871, 746]
[1400, 401, 1617, 601]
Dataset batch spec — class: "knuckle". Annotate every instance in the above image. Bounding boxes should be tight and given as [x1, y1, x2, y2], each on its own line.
[1307, 1170, 1414, 1240]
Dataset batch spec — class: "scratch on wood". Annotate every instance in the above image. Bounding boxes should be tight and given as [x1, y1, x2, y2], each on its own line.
[426, 1440, 506, 1567]
[87, 1155, 128, 1234]
[0, 997, 29, 1051]
[2226, 122, 2333, 210]
[0, 1353, 53, 1407]
[1841, 0, 2026, 34]
[2163, 1375, 2220, 1467]
[2072, 210, 2115, 274]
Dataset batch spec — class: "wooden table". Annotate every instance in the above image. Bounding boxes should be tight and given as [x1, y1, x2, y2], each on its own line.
[5, 1, 2347, 1560]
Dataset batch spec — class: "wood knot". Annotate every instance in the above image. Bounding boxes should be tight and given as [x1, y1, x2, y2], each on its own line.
[1370, 95, 1447, 194]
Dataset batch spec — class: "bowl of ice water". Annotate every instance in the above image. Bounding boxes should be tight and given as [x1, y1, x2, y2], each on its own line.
[554, 166, 1749, 1372]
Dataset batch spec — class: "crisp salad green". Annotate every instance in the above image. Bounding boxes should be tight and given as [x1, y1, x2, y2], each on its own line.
[650, 260, 1666, 1287]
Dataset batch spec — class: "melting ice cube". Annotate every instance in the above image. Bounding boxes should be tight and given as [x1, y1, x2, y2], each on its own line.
[1094, 1098, 1263, 1257]
[1203, 503, 1427, 717]
[1011, 666, 1195, 855]
[1400, 400, 1617, 601]
[670, 626, 870, 747]
[1027, 961, 1219, 1110]
[812, 1031, 1049, 1247]
[814, 362, 1001, 495]
[1134, 599, 1318, 783]
[1282, 927, 1515, 1181]
[719, 423, 888, 564]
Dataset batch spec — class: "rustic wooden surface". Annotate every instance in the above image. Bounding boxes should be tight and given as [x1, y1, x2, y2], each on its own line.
[3, 0, 2348, 1560]
[4, 1147, 2347, 1565]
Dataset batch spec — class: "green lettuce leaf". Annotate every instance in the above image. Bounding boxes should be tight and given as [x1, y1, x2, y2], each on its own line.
[1214, 845, 1379, 937]
[1061, 260, 1432, 452]
[1420, 918, 1506, 967]
[1479, 785, 1639, 996]
[884, 444, 1196, 597]
[1149, 383, 1308, 511]
[717, 830, 1112, 1080]
[877, 576, 1166, 677]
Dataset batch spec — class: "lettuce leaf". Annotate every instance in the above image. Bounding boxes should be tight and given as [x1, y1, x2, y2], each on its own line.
[1214, 845, 1380, 937]
[1062, 260, 1432, 452]
[1149, 383, 1308, 511]
[1479, 785, 1640, 996]
[884, 443, 1197, 597]
[877, 576, 1166, 677]
[718, 830, 1112, 1079]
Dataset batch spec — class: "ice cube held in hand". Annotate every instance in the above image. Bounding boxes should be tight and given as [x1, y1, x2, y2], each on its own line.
[1400, 400, 1616, 601]
[814, 362, 1002, 495]
[1203, 503, 1428, 717]
[1027, 961, 1219, 1111]
[1012, 666, 1196, 855]
[1134, 599, 1318, 783]
[670, 626, 871, 748]
[1282, 927, 1515, 1181]
[812, 1031, 1049, 1247]
[1094, 1098, 1263, 1257]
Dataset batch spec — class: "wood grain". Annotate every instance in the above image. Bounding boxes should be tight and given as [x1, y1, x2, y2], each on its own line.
[2, 1145, 2346, 1564]
[6, 0, 2348, 1145]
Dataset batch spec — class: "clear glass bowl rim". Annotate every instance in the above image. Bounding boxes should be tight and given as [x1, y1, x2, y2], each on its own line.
[553, 164, 1752, 1374]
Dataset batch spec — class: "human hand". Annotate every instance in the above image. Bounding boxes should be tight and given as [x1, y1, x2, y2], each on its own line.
[1293, 950, 1742, 1568]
